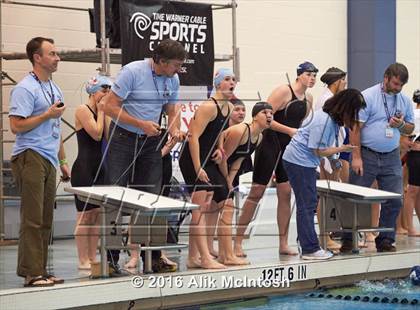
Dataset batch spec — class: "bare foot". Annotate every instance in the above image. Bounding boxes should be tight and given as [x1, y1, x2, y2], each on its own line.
[161, 255, 177, 267]
[77, 269, 91, 277]
[209, 249, 219, 259]
[327, 240, 341, 251]
[45, 274, 64, 284]
[279, 247, 299, 256]
[200, 258, 226, 269]
[24, 276, 54, 287]
[358, 240, 368, 248]
[234, 245, 247, 258]
[78, 262, 91, 270]
[365, 233, 376, 243]
[396, 229, 408, 235]
[124, 258, 138, 269]
[408, 230, 420, 237]
[186, 257, 201, 269]
[219, 256, 250, 265]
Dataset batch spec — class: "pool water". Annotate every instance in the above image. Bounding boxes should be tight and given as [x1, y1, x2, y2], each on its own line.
[200, 279, 420, 310]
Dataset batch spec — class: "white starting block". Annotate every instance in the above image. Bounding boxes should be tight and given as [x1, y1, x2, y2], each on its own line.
[316, 180, 401, 253]
[65, 186, 199, 277]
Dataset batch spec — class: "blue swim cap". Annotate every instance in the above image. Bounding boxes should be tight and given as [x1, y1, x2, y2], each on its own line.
[410, 266, 420, 286]
[297, 61, 318, 76]
[214, 68, 234, 88]
[85, 74, 113, 95]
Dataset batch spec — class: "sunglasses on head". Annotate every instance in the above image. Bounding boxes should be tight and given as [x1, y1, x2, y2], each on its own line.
[101, 84, 111, 90]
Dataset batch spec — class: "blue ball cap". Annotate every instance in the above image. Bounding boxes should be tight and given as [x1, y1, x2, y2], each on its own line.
[297, 61, 319, 76]
[85, 74, 113, 95]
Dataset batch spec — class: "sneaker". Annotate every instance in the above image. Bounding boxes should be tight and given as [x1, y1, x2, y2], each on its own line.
[109, 263, 129, 277]
[301, 249, 333, 260]
[340, 240, 353, 254]
[377, 240, 397, 253]
[152, 258, 177, 273]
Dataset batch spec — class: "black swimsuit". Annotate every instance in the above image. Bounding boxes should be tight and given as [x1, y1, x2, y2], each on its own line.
[179, 98, 231, 203]
[228, 123, 259, 187]
[253, 85, 307, 185]
[407, 134, 420, 186]
[71, 105, 105, 212]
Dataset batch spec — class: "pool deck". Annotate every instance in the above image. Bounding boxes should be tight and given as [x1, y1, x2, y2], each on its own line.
[0, 234, 419, 310]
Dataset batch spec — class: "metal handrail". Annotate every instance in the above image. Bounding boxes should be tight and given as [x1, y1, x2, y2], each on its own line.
[2, 0, 233, 11]
[2, 0, 89, 11]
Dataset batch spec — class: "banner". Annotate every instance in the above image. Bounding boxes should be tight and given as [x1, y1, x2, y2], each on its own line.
[120, 0, 214, 86]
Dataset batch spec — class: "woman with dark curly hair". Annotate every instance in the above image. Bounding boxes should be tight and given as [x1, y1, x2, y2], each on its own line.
[282, 88, 366, 260]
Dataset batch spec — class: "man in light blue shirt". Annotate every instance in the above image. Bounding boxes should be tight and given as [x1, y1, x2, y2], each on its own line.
[102, 39, 187, 275]
[342, 63, 415, 253]
[9, 37, 70, 287]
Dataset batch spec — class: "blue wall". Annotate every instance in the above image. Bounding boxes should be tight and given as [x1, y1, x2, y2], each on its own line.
[347, 0, 396, 90]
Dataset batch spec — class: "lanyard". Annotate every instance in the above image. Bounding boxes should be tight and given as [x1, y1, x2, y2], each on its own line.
[381, 83, 398, 121]
[30, 71, 55, 105]
[151, 67, 169, 99]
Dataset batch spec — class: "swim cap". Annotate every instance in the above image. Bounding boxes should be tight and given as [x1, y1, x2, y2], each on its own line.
[230, 98, 245, 106]
[297, 61, 319, 76]
[252, 101, 273, 117]
[320, 67, 346, 86]
[85, 74, 113, 95]
[214, 68, 234, 88]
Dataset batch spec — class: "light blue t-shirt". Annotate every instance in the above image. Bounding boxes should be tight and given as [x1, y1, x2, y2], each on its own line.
[360, 83, 414, 152]
[9, 74, 64, 167]
[111, 59, 180, 134]
[283, 110, 339, 168]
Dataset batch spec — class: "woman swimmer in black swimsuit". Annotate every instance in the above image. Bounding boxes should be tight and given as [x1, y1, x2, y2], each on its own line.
[72, 74, 111, 270]
[179, 68, 236, 269]
[216, 102, 273, 265]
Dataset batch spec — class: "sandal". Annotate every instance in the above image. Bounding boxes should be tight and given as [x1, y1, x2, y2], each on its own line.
[152, 258, 177, 273]
[24, 276, 54, 288]
[45, 274, 65, 284]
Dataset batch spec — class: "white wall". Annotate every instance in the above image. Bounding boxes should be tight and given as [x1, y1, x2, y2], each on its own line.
[0, 0, 348, 169]
[397, 0, 420, 99]
[2, 0, 418, 165]
[211, 0, 347, 117]
[1, 0, 121, 167]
